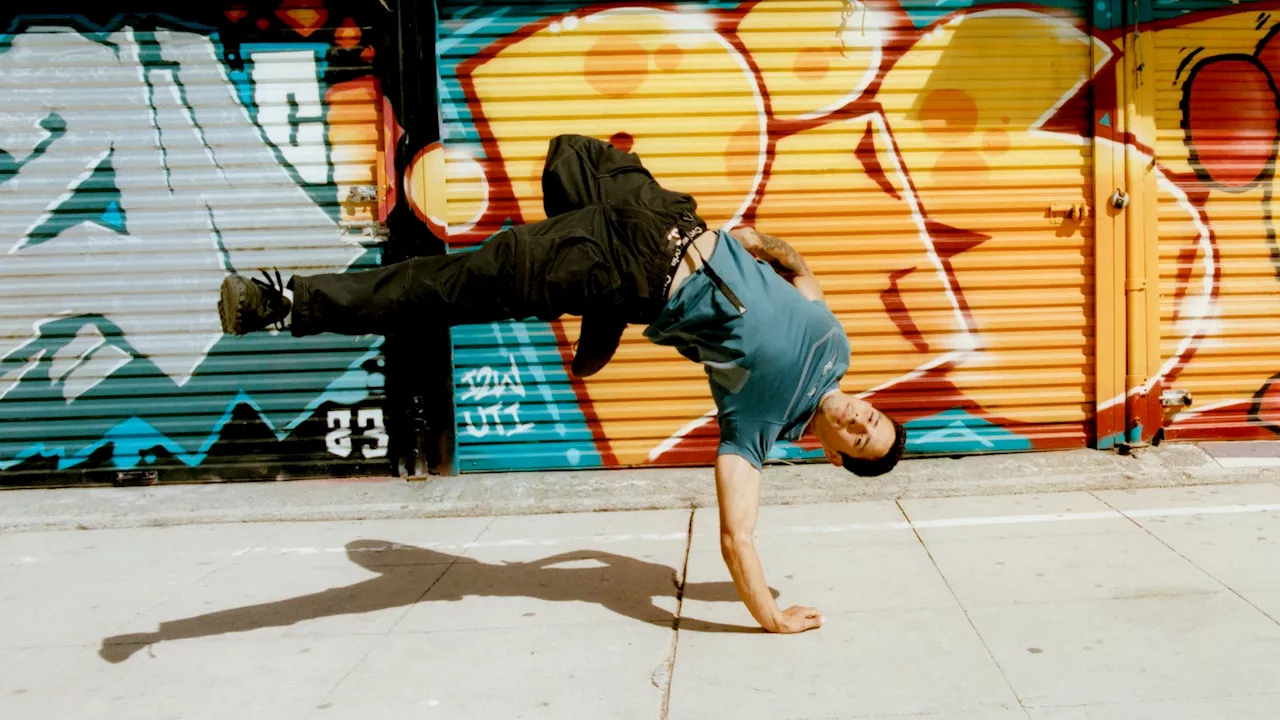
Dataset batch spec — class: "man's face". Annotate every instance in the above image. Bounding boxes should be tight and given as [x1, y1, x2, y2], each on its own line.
[811, 392, 896, 466]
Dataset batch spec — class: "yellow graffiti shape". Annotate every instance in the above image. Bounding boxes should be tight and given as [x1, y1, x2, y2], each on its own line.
[877, 10, 1109, 424]
[407, 143, 448, 236]
[737, 0, 890, 120]
[1156, 177, 1210, 392]
[1163, 183, 1280, 415]
[465, 6, 767, 227]
[407, 143, 491, 238]
[327, 79, 383, 226]
[754, 115, 971, 394]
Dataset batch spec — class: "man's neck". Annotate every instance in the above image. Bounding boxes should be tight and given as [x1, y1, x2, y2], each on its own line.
[805, 390, 840, 436]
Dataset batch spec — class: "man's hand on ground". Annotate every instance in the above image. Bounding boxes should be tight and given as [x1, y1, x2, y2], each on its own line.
[771, 605, 824, 634]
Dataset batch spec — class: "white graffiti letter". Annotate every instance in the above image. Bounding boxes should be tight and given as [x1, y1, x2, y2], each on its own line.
[0, 26, 362, 389]
[499, 353, 526, 399]
[502, 402, 535, 437]
[357, 407, 389, 459]
[247, 49, 329, 185]
[462, 409, 488, 438]
[326, 410, 353, 458]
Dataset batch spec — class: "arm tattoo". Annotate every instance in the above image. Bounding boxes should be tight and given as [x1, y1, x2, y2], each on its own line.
[755, 230, 812, 276]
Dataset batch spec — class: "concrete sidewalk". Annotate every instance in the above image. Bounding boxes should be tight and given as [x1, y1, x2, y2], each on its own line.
[5, 478, 1280, 718]
[3, 443, 1280, 532]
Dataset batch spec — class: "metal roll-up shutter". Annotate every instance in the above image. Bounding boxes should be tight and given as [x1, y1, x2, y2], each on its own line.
[438, 0, 1101, 472]
[0, 8, 392, 486]
[1151, 7, 1280, 441]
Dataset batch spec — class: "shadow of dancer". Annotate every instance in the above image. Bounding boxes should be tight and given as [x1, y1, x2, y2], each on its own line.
[100, 540, 770, 663]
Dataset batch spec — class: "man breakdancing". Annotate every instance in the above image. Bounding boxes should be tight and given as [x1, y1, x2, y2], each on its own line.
[218, 135, 907, 634]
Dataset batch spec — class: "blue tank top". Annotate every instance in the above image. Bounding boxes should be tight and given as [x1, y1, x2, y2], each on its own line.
[643, 230, 850, 468]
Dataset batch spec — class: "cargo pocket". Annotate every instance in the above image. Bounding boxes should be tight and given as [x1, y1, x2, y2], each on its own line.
[540, 234, 621, 319]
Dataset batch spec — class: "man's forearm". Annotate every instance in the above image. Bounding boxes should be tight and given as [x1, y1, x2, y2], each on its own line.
[721, 536, 782, 631]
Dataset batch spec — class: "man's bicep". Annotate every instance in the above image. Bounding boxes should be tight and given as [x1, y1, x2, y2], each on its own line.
[792, 273, 825, 302]
[726, 226, 753, 243]
[715, 453, 762, 543]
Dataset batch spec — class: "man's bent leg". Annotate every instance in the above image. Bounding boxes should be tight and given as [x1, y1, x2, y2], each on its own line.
[542, 134, 702, 221]
[541, 136, 702, 376]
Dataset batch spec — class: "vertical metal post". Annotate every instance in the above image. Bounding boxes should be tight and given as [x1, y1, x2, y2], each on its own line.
[381, 0, 457, 476]
[1095, 0, 1127, 449]
[1121, 0, 1163, 448]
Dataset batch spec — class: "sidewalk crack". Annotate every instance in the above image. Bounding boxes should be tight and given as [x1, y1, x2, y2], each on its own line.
[895, 500, 1033, 719]
[305, 517, 499, 720]
[657, 506, 695, 719]
[1088, 490, 1280, 627]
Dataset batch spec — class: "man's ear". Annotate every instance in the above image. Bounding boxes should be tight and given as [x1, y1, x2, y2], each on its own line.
[823, 446, 842, 467]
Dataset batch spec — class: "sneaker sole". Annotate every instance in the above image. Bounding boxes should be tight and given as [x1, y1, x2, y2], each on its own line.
[218, 276, 246, 335]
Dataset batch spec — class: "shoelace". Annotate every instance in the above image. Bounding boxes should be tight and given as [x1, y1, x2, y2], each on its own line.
[257, 268, 288, 332]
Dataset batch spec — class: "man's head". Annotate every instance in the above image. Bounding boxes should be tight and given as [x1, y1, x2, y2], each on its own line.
[809, 391, 906, 477]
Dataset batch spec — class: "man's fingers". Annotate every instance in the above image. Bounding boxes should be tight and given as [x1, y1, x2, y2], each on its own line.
[802, 608, 823, 629]
[777, 606, 824, 632]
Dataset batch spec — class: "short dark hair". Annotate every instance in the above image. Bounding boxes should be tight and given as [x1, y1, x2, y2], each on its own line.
[839, 416, 906, 477]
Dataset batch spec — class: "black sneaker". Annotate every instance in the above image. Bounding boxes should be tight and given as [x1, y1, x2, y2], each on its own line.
[572, 314, 626, 378]
[218, 269, 291, 335]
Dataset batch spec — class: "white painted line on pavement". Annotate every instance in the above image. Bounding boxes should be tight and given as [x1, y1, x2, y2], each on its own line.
[1123, 503, 1280, 518]
[13, 502, 1280, 564]
[217, 503, 1280, 557]
[783, 503, 1280, 536]
[909, 510, 1118, 529]
[225, 531, 690, 557]
[1213, 457, 1280, 468]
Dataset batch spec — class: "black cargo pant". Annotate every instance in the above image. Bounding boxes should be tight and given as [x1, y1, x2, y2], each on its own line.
[289, 135, 707, 337]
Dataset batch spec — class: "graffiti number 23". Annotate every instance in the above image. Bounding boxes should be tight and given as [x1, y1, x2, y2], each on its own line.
[326, 408, 390, 459]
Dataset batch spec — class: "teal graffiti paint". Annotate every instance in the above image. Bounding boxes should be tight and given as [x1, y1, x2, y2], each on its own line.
[905, 409, 1035, 454]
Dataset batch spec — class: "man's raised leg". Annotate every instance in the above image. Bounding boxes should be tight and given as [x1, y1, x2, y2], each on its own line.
[218, 206, 621, 339]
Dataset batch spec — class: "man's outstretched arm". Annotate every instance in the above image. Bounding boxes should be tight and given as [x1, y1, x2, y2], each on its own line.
[716, 453, 824, 634]
[728, 226, 824, 302]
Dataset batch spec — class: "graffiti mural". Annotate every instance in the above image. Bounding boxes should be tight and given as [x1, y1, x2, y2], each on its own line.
[425, 0, 1280, 472]
[0, 2, 395, 485]
[8, 0, 1279, 481]
[426, 0, 1104, 471]
[1142, 6, 1280, 441]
